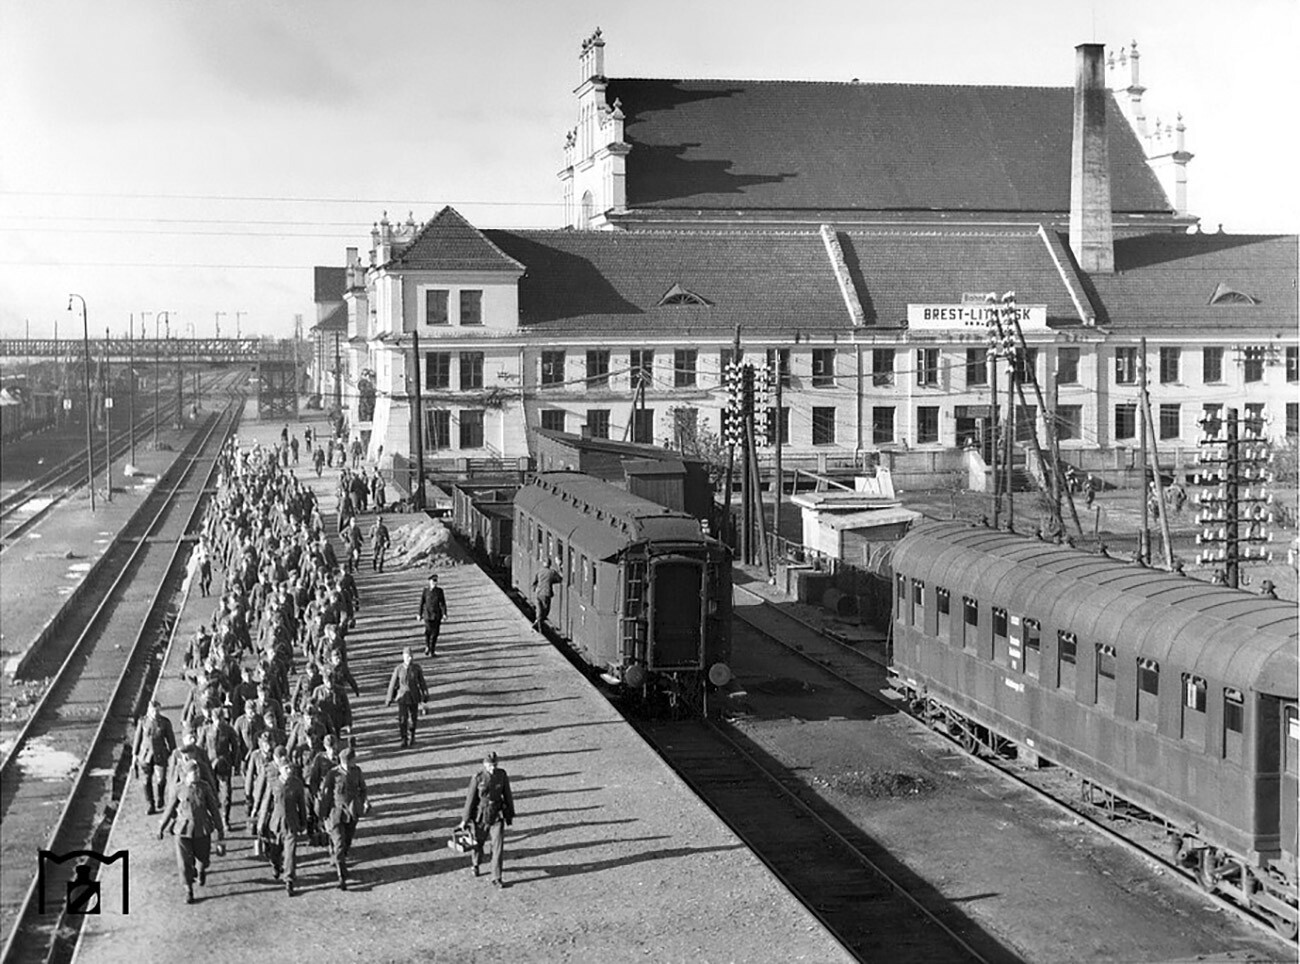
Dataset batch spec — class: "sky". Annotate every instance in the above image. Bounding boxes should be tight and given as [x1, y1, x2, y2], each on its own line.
[2, 0, 1296, 340]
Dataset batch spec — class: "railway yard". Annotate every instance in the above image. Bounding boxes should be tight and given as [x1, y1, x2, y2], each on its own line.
[0, 402, 1295, 963]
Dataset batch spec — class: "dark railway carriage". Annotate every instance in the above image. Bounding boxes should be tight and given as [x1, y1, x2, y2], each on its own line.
[513, 472, 732, 712]
[889, 521, 1298, 938]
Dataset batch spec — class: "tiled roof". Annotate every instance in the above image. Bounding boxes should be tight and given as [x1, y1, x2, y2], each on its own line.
[834, 227, 1088, 325]
[484, 228, 853, 333]
[314, 266, 345, 302]
[603, 79, 1172, 215]
[389, 206, 525, 273]
[312, 301, 348, 333]
[1084, 233, 1299, 332]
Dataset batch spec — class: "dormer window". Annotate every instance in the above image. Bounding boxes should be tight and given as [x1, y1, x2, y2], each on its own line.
[1208, 283, 1259, 306]
[657, 283, 712, 307]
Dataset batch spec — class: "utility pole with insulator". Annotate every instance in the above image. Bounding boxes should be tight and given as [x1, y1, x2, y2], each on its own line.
[1195, 407, 1274, 588]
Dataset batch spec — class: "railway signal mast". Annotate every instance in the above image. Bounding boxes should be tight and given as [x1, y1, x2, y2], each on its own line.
[722, 345, 774, 575]
[1195, 407, 1274, 589]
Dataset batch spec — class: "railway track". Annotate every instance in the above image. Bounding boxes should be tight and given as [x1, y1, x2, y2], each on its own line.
[0, 394, 244, 964]
[731, 581, 1299, 952]
[0, 370, 243, 553]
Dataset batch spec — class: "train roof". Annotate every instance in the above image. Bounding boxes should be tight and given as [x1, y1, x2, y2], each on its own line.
[893, 521, 1298, 699]
[515, 472, 711, 560]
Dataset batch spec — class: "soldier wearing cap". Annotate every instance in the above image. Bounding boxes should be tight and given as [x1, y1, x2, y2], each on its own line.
[253, 749, 308, 896]
[157, 762, 226, 905]
[458, 751, 515, 887]
[132, 699, 177, 814]
[324, 747, 371, 890]
[385, 647, 429, 748]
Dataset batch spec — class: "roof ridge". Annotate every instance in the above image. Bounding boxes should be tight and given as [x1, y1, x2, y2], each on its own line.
[609, 76, 1069, 92]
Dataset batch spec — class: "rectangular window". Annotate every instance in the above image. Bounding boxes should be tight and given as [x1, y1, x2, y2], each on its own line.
[896, 572, 907, 610]
[1224, 687, 1244, 761]
[872, 349, 895, 387]
[1056, 405, 1082, 441]
[1243, 346, 1266, 383]
[1181, 674, 1207, 743]
[459, 290, 483, 326]
[1024, 619, 1041, 680]
[1159, 347, 1180, 384]
[966, 348, 987, 387]
[917, 406, 940, 444]
[765, 348, 792, 387]
[1016, 348, 1038, 383]
[936, 587, 951, 641]
[541, 410, 565, 433]
[812, 407, 836, 445]
[1114, 404, 1137, 441]
[426, 409, 451, 450]
[425, 289, 449, 326]
[541, 350, 565, 387]
[631, 408, 654, 444]
[992, 607, 1009, 665]
[1114, 347, 1138, 385]
[872, 407, 895, 445]
[962, 596, 978, 651]
[1287, 402, 1298, 438]
[916, 348, 940, 387]
[1287, 346, 1298, 383]
[1137, 658, 1159, 723]
[459, 410, 484, 449]
[1058, 631, 1077, 694]
[1159, 404, 1180, 440]
[425, 352, 451, 390]
[911, 579, 924, 627]
[1203, 347, 1224, 383]
[1057, 347, 1080, 385]
[674, 349, 698, 388]
[812, 349, 837, 387]
[586, 350, 610, 388]
[459, 351, 484, 390]
[585, 409, 610, 439]
[631, 349, 654, 390]
[1096, 644, 1117, 711]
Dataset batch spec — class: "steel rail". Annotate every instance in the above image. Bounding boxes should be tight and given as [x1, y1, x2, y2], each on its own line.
[731, 583, 1298, 951]
[0, 395, 243, 964]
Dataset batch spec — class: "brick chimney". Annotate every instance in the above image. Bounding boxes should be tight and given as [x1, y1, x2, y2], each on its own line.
[1069, 44, 1115, 275]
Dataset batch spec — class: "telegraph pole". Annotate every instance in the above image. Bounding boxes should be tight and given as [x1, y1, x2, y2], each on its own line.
[410, 330, 426, 510]
[1138, 337, 1173, 567]
[216, 311, 226, 339]
[1137, 339, 1151, 564]
[128, 314, 136, 465]
[68, 294, 96, 511]
[236, 311, 247, 339]
[175, 324, 184, 429]
[773, 355, 783, 547]
[103, 326, 112, 501]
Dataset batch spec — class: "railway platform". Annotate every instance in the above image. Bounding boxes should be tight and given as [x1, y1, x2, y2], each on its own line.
[72, 419, 853, 964]
[0, 420, 199, 682]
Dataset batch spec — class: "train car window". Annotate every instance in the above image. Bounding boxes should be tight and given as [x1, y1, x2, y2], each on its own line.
[1181, 674, 1207, 744]
[580, 557, 589, 599]
[1057, 632, 1077, 693]
[1285, 704, 1298, 776]
[1023, 619, 1041, 679]
[1136, 659, 1159, 723]
[962, 597, 978, 651]
[936, 588, 951, 641]
[911, 579, 924, 627]
[1224, 688, 1245, 762]
[992, 607, 1009, 666]
[1096, 644, 1117, 711]
[896, 573, 907, 618]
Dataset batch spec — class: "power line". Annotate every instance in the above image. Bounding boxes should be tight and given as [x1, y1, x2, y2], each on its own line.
[0, 189, 565, 207]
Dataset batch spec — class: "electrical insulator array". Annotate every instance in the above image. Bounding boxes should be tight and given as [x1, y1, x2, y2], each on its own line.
[985, 291, 1018, 360]
[1193, 409, 1275, 574]
[723, 361, 780, 448]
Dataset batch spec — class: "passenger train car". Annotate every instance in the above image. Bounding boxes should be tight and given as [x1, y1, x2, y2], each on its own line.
[513, 472, 732, 713]
[889, 521, 1298, 938]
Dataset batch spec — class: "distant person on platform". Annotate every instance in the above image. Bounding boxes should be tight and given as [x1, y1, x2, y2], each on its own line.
[385, 647, 429, 748]
[157, 762, 226, 905]
[133, 699, 178, 814]
[532, 558, 562, 631]
[418, 573, 448, 656]
[457, 750, 515, 888]
[370, 515, 391, 573]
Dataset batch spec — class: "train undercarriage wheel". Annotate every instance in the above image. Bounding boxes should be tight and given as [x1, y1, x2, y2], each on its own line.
[1268, 911, 1298, 942]
[1196, 850, 1221, 894]
[958, 726, 979, 755]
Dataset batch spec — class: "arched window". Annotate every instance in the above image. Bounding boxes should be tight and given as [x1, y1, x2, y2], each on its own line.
[581, 191, 595, 229]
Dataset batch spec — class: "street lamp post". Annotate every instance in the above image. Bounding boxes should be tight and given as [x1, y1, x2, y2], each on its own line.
[67, 293, 96, 511]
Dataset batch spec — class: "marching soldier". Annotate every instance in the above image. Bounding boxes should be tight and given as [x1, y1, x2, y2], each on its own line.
[132, 699, 177, 814]
[417, 573, 448, 657]
[457, 751, 515, 887]
[254, 752, 308, 896]
[384, 647, 429, 748]
[324, 747, 370, 890]
[370, 515, 391, 573]
[157, 763, 226, 905]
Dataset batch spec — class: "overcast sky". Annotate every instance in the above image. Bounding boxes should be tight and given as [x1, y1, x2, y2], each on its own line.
[2, 0, 1295, 339]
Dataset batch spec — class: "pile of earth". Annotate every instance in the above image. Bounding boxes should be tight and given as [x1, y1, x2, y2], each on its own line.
[811, 768, 936, 799]
[384, 517, 467, 570]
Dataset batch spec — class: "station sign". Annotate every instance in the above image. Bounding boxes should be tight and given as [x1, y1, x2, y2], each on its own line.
[907, 303, 1048, 332]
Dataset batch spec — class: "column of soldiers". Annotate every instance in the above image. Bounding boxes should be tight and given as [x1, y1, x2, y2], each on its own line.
[135, 437, 369, 905]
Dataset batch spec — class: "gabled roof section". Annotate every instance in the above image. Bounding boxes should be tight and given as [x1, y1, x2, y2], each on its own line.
[603, 79, 1172, 215]
[1207, 282, 1259, 306]
[1085, 233, 1298, 331]
[484, 229, 852, 333]
[314, 266, 346, 303]
[657, 282, 712, 306]
[833, 227, 1090, 327]
[389, 206, 526, 273]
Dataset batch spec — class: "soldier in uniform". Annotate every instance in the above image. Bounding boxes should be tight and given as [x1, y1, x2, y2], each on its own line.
[132, 699, 177, 814]
[157, 763, 226, 904]
[324, 747, 370, 889]
[254, 753, 308, 896]
[202, 706, 239, 830]
[384, 647, 428, 748]
[370, 515, 391, 573]
[457, 751, 515, 887]
[417, 573, 448, 656]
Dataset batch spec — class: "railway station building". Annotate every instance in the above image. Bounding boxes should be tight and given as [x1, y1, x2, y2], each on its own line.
[323, 32, 1297, 481]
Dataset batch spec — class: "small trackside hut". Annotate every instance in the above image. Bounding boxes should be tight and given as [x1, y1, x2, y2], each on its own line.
[888, 521, 1299, 940]
[513, 472, 732, 714]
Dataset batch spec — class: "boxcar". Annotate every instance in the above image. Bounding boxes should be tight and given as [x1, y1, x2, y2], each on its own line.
[889, 521, 1298, 938]
[513, 472, 732, 713]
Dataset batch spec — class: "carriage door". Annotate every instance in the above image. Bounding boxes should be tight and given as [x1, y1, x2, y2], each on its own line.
[1282, 702, 1299, 861]
[647, 557, 704, 669]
